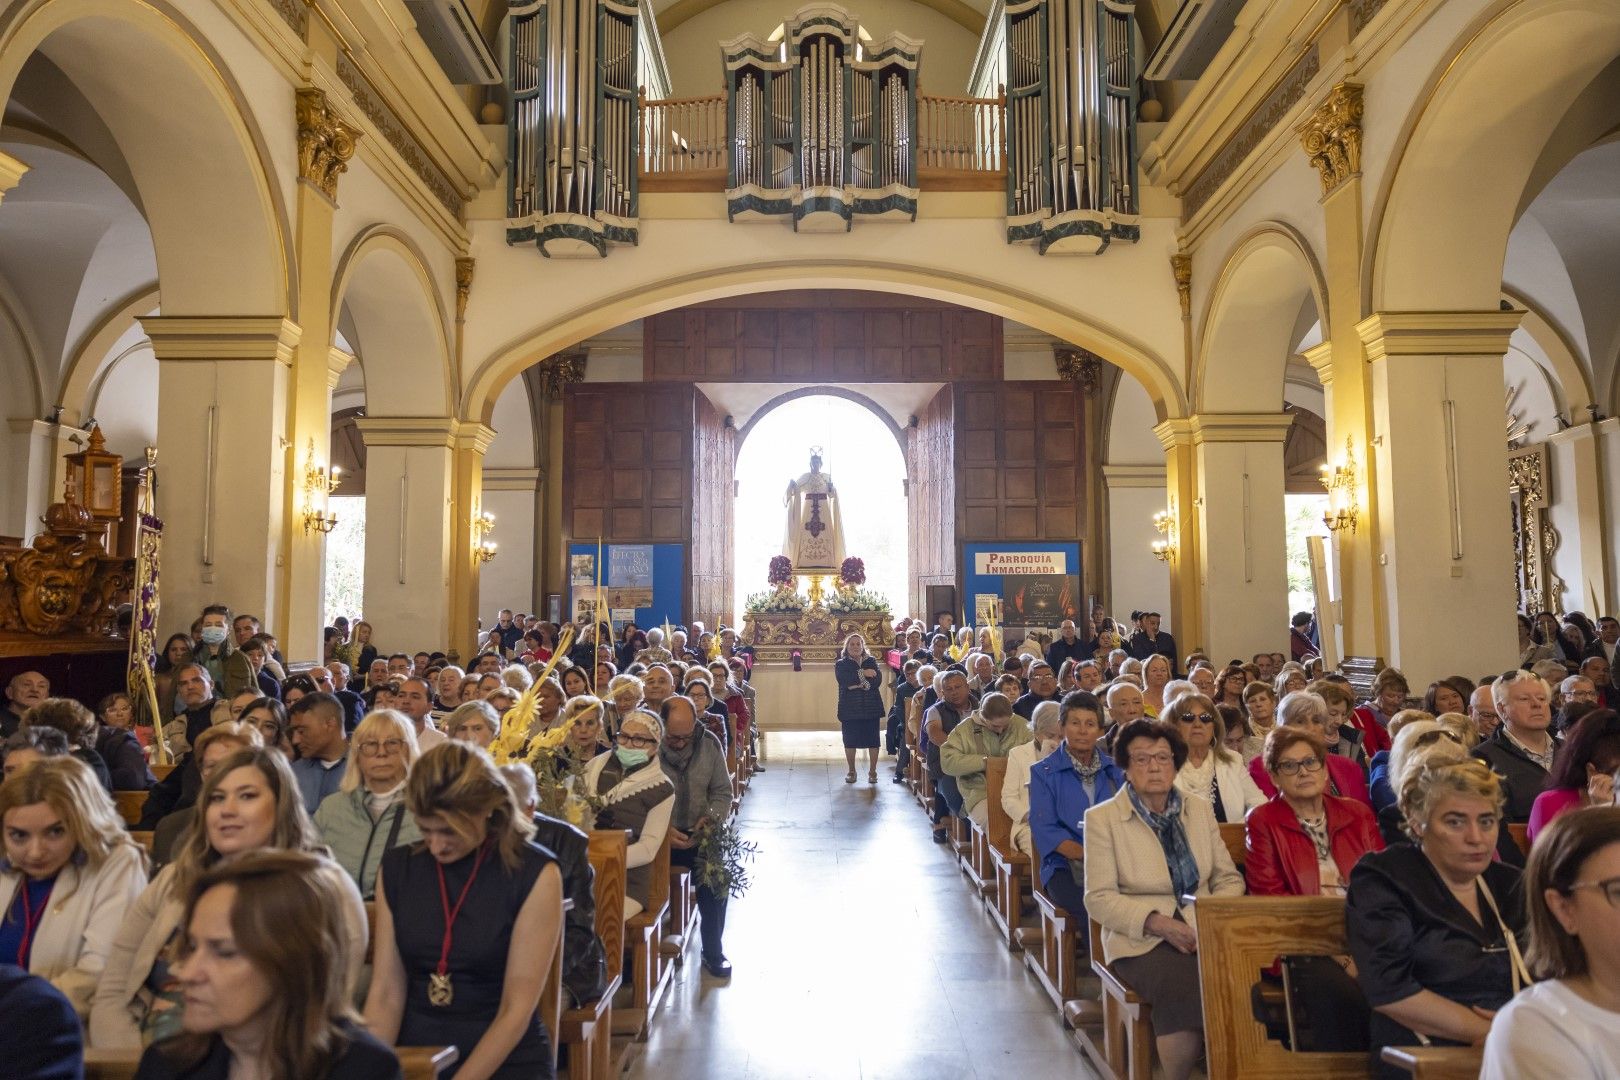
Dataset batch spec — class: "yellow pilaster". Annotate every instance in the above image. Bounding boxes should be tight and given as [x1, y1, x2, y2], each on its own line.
[449, 421, 496, 662]
[0, 150, 28, 203]
[1153, 419, 1201, 650]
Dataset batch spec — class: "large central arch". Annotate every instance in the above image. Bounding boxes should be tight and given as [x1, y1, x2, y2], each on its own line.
[735, 385, 909, 453]
[461, 259, 1188, 427]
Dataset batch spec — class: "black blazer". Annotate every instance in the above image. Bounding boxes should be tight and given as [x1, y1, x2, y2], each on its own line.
[0, 963, 83, 1080]
[1346, 844, 1525, 1078]
[134, 1024, 401, 1080]
[834, 655, 885, 722]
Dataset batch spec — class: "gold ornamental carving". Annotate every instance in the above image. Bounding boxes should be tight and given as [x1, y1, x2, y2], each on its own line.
[296, 89, 361, 201]
[537, 353, 586, 399]
[1054, 347, 1102, 394]
[1298, 83, 1364, 196]
[1170, 253, 1192, 318]
[742, 608, 893, 664]
[0, 500, 130, 636]
[455, 258, 475, 322]
[1508, 443, 1560, 615]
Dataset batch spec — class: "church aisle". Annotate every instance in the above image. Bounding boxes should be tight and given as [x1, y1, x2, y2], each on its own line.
[624, 732, 1100, 1080]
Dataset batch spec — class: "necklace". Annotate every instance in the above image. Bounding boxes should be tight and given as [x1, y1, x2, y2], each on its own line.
[13, 876, 56, 966]
[428, 844, 487, 1007]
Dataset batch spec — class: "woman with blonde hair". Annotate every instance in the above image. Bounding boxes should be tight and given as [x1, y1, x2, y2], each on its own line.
[1347, 757, 1527, 1075]
[1166, 693, 1264, 822]
[0, 757, 148, 1017]
[1141, 653, 1172, 718]
[365, 741, 564, 1078]
[133, 850, 399, 1079]
[313, 710, 422, 899]
[554, 695, 610, 772]
[834, 632, 885, 784]
[602, 674, 644, 741]
[90, 748, 365, 1048]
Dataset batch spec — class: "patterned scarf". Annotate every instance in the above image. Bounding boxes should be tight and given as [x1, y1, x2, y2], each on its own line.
[1127, 785, 1200, 901]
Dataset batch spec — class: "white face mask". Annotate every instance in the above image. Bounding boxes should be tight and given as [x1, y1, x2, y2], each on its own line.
[200, 626, 228, 646]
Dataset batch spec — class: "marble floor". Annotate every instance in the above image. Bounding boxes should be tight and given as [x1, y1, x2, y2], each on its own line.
[624, 731, 1102, 1080]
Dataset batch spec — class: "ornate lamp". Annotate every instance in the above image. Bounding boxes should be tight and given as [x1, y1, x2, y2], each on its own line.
[63, 425, 122, 521]
[1320, 436, 1360, 534]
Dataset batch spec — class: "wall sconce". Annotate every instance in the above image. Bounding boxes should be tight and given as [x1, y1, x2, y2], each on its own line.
[1320, 436, 1360, 534]
[472, 506, 497, 563]
[301, 438, 341, 535]
[1151, 506, 1176, 562]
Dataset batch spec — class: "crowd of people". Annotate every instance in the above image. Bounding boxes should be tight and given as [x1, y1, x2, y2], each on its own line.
[0, 604, 761, 1079]
[876, 605, 1620, 1079]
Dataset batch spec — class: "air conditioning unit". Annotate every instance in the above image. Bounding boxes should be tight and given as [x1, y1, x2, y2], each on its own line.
[407, 0, 502, 85]
[1143, 0, 1247, 82]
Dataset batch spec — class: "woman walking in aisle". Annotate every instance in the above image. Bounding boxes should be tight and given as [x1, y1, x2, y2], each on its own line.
[836, 634, 885, 784]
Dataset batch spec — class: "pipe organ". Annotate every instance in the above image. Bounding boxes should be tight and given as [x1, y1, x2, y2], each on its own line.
[1004, 0, 1138, 253]
[721, 6, 921, 231]
[507, 0, 640, 257]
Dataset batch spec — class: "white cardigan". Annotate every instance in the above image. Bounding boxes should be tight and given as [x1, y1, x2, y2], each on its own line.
[1, 842, 148, 1018]
[1174, 751, 1266, 823]
[1001, 739, 1045, 853]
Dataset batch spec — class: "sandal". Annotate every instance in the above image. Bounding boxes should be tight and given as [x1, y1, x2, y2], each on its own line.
[845, 770, 857, 784]
[867, 771, 878, 784]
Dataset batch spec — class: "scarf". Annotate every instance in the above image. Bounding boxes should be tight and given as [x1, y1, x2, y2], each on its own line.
[1127, 785, 1200, 901]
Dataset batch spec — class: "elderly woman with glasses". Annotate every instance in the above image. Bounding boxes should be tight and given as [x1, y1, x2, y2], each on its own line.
[1347, 756, 1527, 1077]
[1084, 719, 1245, 1080]
[1166, 694, 1264, 823]
[582, 710, 674, 919]
[1247, 727, 1383, 897]
[312, 710, 422, 899]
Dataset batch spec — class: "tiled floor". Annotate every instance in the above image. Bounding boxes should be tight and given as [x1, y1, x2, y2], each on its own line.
[624, 731, 1101, 1079]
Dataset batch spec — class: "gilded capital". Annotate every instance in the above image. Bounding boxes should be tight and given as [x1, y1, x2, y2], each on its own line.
[296, 88, 360, 200]
[1298, 83, 1363, 196]
[1170, 253, 1192, 318]
[1054, 347, 1102, 394]
[455, 258, 475, 322]
[537, 353, 586, 398]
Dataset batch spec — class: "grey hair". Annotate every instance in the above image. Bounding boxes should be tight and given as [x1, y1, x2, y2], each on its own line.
[1030, 700, 1063, 739]
[646, 627, 665, 645]
[1493, 668, 1550, 713]
[447, 700, 501, 738]
[1162, 679, 1196, 705]
[1278, 690, 1328, 728]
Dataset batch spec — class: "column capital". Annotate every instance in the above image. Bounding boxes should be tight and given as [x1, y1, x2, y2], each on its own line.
[1356, 310, 1524, 361]
[1300, 341, 1334, 386]
[455, 258, 475, 322]
[1054, 347, 1103, 393]
[1100, 463, 1167, 489]
[1170, 253, 1192, 319]
[327, 347, 355, 390]
[1298, 82, 1363, 197]
[354, 416, 460, 449]
[139, 316, 301, 363]
[535, 354, 587, 399]
[1187, 412, 1295, 444]
[1152, 418, 1194, 451]
[296, 88, 360, 202]
[483, 467, 542, 492]
[0, 150, 28, 202]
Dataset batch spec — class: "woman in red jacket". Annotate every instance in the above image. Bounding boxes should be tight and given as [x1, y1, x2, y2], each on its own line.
[1247, 726, 1384, 896]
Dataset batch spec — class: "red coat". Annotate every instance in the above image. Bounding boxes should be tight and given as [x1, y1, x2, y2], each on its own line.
[1245, 794, 1384, 896]
[1348, 706, 1392, 756]
[1249, 752, 1370, 806]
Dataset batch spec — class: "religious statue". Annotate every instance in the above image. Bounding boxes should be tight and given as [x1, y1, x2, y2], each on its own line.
[782, 448, 846, 575]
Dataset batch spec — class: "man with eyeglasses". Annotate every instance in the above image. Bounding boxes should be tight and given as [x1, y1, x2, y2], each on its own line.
[287, 693, 349, 813]
[659, 695, 735, 978]
[1469, 683, 1502, 740]
[1474, 670, 1561, 823]
[1014, 661, 1062, 721]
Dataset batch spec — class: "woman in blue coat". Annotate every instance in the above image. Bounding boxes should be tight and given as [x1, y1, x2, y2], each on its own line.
[1028, 690, 1125, 917]
[835, 634, 886, 785]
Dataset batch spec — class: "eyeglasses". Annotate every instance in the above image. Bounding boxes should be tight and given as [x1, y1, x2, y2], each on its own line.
[1178, 713, 1214, 725]
[1274, 757, 1324, 776]
[620, 734, 657, 748]
[1128, 752, 1175, 768]
[358, 738, 405, 756]
[1567, 876, 1620, 908]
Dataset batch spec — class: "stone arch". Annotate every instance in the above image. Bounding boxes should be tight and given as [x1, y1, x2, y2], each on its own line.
[463, 260, 1187, 427]
[735, 385, 908, 455]
[0, 0, 292, 318]
[1195, 223, 1328, 413]
[329, 226, 455, 418]
[1502, 286, 1595, 421]
[1368, 0, 1620, 313]
[55, 282, 159, 425]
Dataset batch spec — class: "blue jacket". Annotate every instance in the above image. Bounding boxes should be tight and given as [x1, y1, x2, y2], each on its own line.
[1027, 744, 1125, 886]
[292, 756, 348, 814]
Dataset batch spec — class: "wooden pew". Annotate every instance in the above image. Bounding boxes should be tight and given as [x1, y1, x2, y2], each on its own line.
[87, 1046, 459, 1079]
[665, 865, 698, 962]
[1380, 1046, 1484, 1079]
[1508, 822, 1529, 857]
[1219, 821, 1247, 875]
[115, 790, 148, 827]
[1090, 914, 1154, 1080]
[1024, 849, 1083, 1014]
[1192, 895, 1371, 1078]
[962, 811, 995, 900]
[983, 756, 1031, 950]
[614, 826, 673, 1039]
[151, 763, 175, 781]
[562, 830, 627, 1080]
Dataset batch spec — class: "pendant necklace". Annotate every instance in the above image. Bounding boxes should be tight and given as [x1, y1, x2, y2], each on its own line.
[429, 844, 487, 1007]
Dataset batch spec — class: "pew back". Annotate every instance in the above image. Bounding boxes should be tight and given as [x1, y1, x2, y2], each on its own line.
[1191, 895, 1371, 1078]
[589, 829, 628, 985]
[1219, 822, 1246, 873]
[984, 756, 1013, 849]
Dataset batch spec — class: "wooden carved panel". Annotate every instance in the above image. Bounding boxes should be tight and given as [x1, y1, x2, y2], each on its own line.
[955, 382, 1086, 542]
[643, 292, 1003, 382]
[563, 383, 694, 545]
[907, 386, 956, 615]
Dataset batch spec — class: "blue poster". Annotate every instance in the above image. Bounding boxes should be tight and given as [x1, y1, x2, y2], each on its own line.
[609, 545, 654, 587]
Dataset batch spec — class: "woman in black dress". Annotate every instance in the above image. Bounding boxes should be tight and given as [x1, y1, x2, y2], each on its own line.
[835, 633, 885, 785]
[365, 742, 564, 1080]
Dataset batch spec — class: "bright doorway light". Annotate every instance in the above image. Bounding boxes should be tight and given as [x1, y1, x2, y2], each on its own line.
[324, 496, 366, 626]
[733, 396, 908, 625]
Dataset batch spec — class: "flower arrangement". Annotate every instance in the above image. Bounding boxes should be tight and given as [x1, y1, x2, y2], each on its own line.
[838, 556, 866, 587]
[745, 589, 808, 614]
[825, 587, 890, 613]
[767, 555, 794, 588]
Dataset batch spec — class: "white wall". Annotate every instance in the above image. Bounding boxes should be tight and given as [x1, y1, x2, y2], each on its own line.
[89, 342, 159, 459]
[1106, 478, 1170, 626]
[477, 484, 539, 618]
[485, 379, 536, 467]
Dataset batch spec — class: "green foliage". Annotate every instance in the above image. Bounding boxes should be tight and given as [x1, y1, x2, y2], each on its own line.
[693, 818, 759, 899]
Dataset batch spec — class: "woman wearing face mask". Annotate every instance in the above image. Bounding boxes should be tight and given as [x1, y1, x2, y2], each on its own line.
[194, 610, 254, 699]
[1003, 701, 1063, 856]
[90, 748, 365, 1049]
[133, 850, 400, 1080]
[313, 710, 423, 900]
[582, 712, 674, 919]
[0, 757, 149, 1018]
[365, 742, 564, 1079]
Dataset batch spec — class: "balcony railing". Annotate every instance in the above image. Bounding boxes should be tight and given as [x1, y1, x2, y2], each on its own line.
[640, 92, 1007, 189]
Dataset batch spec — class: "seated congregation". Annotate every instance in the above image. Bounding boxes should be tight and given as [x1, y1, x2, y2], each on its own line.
[0, 603, 760, 1079]
[890, 607, 1620, 1079]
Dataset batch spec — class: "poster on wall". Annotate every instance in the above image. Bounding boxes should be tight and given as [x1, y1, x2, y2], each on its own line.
[975, 594, 1001, 623]
[603, 586, 654, 609]
[610, 608, 635, 630]
[1001, 574, 1081, 628]
[608, 545, 654, 587]
[569, 554, 596, 586]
